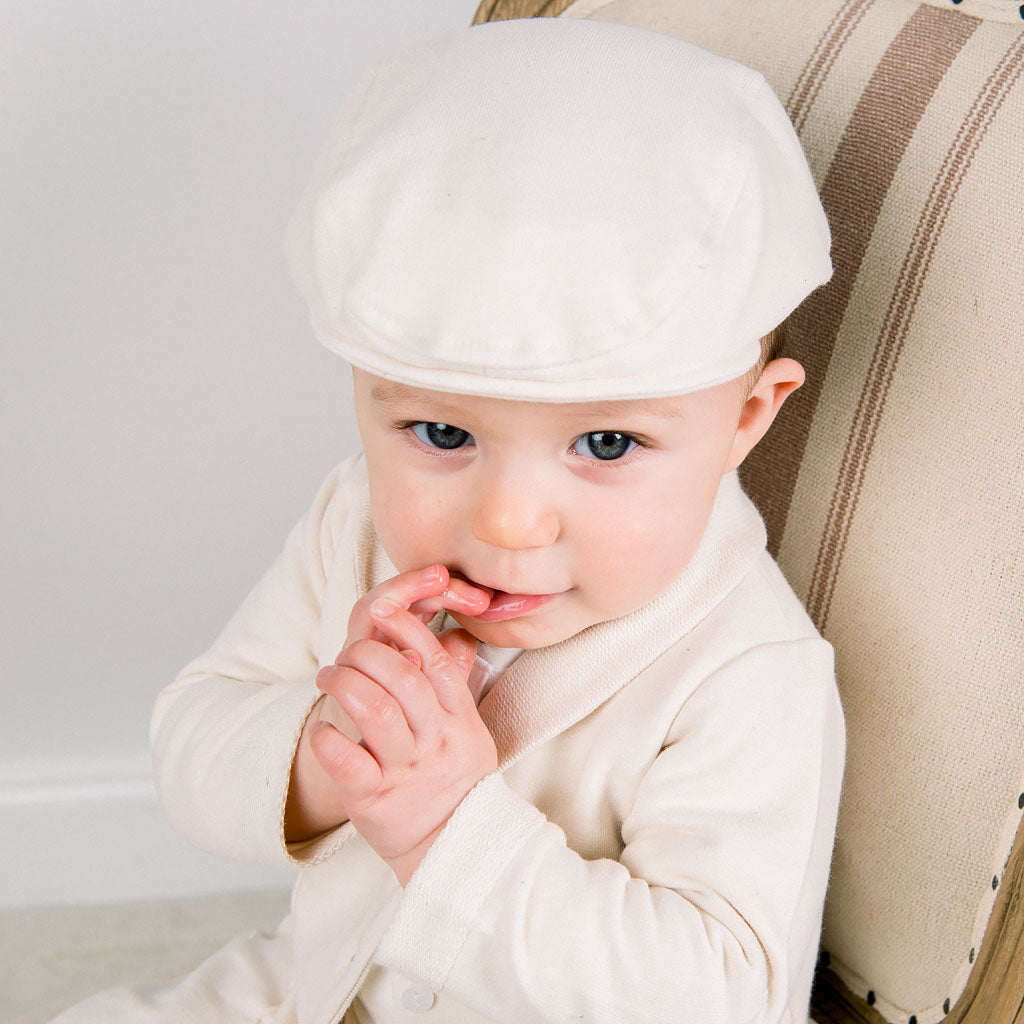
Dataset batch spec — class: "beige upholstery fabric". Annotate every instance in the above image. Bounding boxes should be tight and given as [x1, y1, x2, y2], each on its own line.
[559, 2, 1024, 1023]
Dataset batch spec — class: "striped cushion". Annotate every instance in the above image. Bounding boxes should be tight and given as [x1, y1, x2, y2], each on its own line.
[558, 2, 1024, 1022]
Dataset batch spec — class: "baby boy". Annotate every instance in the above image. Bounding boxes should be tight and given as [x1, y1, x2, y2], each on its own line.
[57, 16, 845, 1024]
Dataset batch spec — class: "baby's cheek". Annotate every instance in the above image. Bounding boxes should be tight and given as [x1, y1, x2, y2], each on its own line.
[372, 506, 438, 573]
[609, 524, 701, 611]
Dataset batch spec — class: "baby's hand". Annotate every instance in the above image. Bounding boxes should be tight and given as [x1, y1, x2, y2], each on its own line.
[312, 567, 497, 883]
[344, 563, 491, 648]
[284, 566, 490, 845]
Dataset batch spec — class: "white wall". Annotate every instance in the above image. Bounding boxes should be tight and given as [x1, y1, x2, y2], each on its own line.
[1, 0, 482, 907]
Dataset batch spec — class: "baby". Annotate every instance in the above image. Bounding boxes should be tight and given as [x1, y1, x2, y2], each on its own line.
[55, 16, 844, 1024]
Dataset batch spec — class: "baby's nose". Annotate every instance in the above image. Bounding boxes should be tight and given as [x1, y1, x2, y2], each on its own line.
[471, 479, 560, 550]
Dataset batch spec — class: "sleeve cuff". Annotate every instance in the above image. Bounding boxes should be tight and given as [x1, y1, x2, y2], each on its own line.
[375, 772, 545, 987]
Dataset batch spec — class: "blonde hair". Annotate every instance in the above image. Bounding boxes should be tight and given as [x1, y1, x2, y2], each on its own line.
[741, 321, 786, 393]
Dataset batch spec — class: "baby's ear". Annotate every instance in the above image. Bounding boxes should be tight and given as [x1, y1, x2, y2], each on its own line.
[725, 357, 805, 472]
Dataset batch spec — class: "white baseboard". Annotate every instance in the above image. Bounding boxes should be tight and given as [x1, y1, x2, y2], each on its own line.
[0, 754, 294, 909]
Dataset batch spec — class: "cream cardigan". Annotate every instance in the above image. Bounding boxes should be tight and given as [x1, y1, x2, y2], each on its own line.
[58, 455, 844, 1024]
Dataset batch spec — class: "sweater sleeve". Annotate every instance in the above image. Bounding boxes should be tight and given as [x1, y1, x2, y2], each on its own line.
[149, 458, 360, 866]
[375, 638, 845, 1024]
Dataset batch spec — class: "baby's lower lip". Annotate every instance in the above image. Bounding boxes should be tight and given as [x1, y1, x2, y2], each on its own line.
[449, 572, 563, 622]
[470, 590, 561, 622]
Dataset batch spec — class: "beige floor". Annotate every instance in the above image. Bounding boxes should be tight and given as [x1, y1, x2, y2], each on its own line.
[3, 892, 829, 1023]
[0, 889, 291, 1024]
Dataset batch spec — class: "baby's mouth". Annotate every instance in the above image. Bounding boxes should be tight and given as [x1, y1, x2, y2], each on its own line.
[448, 571, 563, 623]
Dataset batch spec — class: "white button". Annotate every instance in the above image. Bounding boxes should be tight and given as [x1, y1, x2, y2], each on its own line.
[401, 985, 435, 1013]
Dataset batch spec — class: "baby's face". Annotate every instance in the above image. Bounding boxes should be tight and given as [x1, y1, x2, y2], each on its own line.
[354, 369, 751, 649]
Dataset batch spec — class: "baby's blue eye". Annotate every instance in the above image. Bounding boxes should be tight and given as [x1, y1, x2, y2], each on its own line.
[411, 422, 474, 450]
[572, 431, 637, 461]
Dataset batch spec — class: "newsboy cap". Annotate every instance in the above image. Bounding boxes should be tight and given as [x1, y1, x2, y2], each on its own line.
[286, 17, 832, 401]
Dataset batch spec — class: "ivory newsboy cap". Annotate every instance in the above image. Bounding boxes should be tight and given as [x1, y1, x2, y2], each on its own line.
[286, 17, 832, 401]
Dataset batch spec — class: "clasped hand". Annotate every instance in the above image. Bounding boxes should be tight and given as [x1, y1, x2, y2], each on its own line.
[304, 565, 497, 884]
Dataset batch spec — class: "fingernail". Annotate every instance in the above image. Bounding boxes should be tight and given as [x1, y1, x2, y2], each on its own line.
[370, 598, 398, 618]
[401, 649, 421, 668]
[420, 565, 443, 582]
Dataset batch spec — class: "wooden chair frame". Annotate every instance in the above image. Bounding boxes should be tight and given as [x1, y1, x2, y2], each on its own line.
[471, 2, 1024, 1022]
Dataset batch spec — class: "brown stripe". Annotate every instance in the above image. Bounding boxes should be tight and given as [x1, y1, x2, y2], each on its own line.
[739, 0, 877, 547]
[787, 0, 878, 133]
[472, 0, 575, 24]
[741, 5, 978, 558]
[809, 26, 1024, 629]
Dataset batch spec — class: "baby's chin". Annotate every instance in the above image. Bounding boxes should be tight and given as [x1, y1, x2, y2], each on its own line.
[448, 604, 594, 651]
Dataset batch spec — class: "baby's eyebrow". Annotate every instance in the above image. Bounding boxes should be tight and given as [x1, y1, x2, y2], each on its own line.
[369, 380, 472, 421]
[567, 397, 688, 422]
[370, 381, 424, 405]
